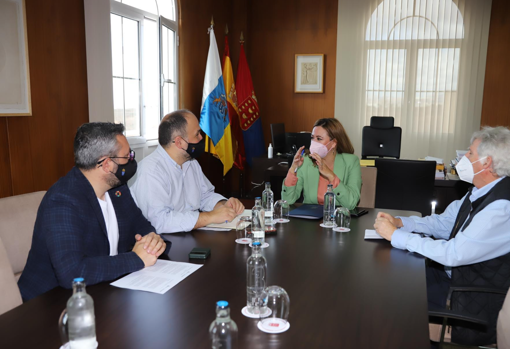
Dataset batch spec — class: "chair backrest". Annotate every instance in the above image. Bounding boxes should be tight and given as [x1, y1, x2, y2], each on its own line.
[374, 159, 436, 216]
[359, 167, 377, 208]
[0, 236, 22, 315]
[0, 191, 46, 279]
[362, 116, 402, 159]
[498, 290, 510, 349]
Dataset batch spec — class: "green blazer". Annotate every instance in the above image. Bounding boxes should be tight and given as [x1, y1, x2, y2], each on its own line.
[281, 153, 362, 210]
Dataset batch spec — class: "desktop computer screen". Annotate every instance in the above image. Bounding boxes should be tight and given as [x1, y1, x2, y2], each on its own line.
[271, 123, 287, 154]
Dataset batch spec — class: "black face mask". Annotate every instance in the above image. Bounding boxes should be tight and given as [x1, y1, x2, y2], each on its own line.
[111, 159, 137, 185]
[182, 139, 205, 159]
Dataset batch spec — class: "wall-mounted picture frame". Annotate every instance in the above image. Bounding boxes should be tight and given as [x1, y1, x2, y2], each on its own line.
[294, 54, 324, 94]
[0, 0, 32, 116]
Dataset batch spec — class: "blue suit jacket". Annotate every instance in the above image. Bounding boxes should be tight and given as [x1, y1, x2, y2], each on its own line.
[18, 167, 158, 301]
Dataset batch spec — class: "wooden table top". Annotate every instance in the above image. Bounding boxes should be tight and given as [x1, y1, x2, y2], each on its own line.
[0, 208, 429, 349]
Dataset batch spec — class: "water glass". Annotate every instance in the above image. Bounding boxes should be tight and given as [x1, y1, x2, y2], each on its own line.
[258, 286, 290, 333]
[273, 200, 289, 223]
[236, 216, 252, 244]
[334, 207, 351, 232]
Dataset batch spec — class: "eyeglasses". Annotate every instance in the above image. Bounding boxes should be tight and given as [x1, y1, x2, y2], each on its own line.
[97, 149, 135, 166]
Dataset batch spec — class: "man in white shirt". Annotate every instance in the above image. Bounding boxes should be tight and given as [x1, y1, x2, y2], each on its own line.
[131, 109, 245, 233]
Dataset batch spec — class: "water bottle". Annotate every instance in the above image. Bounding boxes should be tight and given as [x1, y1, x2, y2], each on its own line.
[323, 184, 335, 227]
[209, 300, 238, 349]
[252, 197, 265, 245]
[246, 241, 267, 315]
[59, 278, 98, 349]
[262, 182, 275, 232]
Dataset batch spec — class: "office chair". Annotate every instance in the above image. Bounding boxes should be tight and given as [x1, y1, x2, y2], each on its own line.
[429, 284, 509, 348]
[362, 116, 402, 159]
[374, 159, 436, 216]
[359, 167, 377, 208]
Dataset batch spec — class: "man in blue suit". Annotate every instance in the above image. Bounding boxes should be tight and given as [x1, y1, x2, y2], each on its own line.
[18, 123, 167, 301]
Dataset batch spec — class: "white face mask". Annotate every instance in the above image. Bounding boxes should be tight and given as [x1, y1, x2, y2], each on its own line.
[456, 155, 487, 184]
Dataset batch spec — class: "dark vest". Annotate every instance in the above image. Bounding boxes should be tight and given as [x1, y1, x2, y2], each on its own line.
[449, 177, 510, 345]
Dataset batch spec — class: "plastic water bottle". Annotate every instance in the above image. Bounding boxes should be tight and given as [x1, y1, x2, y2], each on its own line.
[252, 197, 265, 245]
[323, 184, 335, 227]
[209, 300, 238, 349]
[246, 242, 267, 315]
[67, 278, 97, 349]
[262, 182, 275, 232]
[268, 143, 273, 159]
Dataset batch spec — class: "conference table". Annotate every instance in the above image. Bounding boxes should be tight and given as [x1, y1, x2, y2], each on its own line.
[0, 207, 429, 348]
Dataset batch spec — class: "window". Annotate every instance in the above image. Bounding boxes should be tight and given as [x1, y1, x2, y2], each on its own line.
[364, 0, 463, 136]
[110, 0, 178, 140]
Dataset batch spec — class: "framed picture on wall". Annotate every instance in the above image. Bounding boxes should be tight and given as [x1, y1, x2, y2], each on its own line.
[294, 54, 324, 94]
[0, 0, 31, 116]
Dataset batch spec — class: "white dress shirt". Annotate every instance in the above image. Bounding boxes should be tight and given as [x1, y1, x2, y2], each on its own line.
[130, 145, 226, 233]
[97, 192, 119, 256]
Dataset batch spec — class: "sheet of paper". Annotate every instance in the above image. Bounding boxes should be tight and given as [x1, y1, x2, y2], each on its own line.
[364, 229, 384, 239]
[197, 227, 231, 231]
[205, 209, 252, 230]
[110, 260, 202, 294]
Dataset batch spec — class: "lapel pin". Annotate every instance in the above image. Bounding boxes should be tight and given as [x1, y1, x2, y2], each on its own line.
[115, 191, 121, 197]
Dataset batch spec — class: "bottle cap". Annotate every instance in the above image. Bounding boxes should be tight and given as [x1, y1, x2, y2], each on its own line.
[265, 182, 270, 185]
[73, 277, 84, 282]
[217, 300, 229, 308]
[252, 241, 261, 246]
[255, 197, 261, 200]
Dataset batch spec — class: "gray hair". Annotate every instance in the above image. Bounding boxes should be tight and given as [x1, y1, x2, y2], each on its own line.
[74, 122, 125, 170]
[471, 126, 510, 177]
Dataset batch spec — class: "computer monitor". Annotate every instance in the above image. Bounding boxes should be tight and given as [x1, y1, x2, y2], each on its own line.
[286, 132, 311, 152]
[271, 123, 287, 154]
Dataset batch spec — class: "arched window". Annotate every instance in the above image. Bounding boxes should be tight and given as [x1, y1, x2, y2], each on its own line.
[363, 0, 467, 159]
[110, 0, 178, 140]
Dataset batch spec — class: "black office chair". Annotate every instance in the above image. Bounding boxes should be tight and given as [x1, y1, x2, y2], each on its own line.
[429, 285, 508, 348]
[374, 159, 436, 216]
[362, 116, 402, 159]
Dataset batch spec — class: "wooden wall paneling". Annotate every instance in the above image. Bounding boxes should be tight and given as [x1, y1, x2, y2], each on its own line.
[2, 0, 89, 198]
[0, 119, 13, 198]
[247, 0, 338, 145]
[481, 0, 510, 128]
[6, 117, 35, 195]
[25, 0, 89, 193]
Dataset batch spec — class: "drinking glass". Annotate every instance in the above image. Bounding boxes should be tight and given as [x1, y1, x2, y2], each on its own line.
[334, 207, 351, 232]
[257, 286, 290, 333]
[235, 216, 252, 244]
[273, 200, 289, 223]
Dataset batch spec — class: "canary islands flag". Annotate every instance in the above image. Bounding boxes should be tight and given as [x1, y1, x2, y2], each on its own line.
[200, 26, 234, 175]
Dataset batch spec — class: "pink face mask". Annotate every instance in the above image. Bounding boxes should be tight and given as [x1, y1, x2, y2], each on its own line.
[310, 140, 333, 158]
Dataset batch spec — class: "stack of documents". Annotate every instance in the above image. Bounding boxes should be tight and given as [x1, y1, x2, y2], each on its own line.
[199, 209, 252, 230]
[364, 229, 384, 239]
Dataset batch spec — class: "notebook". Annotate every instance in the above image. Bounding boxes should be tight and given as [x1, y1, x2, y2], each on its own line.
[289, 204, 324, 219]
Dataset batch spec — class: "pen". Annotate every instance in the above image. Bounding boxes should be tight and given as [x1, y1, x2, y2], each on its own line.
[294, 149, 305, 173]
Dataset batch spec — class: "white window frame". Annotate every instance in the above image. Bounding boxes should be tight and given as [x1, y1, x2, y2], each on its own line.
[109, 0, 179, 157]
[160, 14, 179, 120]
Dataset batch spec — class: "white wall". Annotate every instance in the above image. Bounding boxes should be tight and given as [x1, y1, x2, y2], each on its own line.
[84, 0, 114, 123]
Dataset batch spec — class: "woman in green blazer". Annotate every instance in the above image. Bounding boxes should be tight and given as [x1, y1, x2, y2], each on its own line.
[281, 118, 361, 210]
